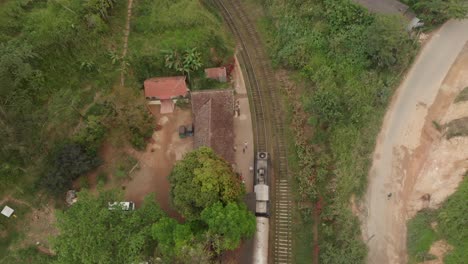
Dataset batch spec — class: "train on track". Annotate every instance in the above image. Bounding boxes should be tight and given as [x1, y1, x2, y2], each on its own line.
[254, 152, 270, 217]
[253, 152, 269, 264]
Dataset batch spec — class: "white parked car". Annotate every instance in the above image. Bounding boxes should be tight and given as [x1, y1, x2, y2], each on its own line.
[108, 201, 136, 211]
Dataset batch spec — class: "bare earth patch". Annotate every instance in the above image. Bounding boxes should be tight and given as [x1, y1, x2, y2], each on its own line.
[124, 107, 193, 220]
[420, 240, 453, 264]
[20, 204, 58, 253]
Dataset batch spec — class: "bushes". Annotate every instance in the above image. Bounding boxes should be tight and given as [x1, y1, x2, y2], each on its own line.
[404, 0, 468, 27]
[74, 115, 107, 154]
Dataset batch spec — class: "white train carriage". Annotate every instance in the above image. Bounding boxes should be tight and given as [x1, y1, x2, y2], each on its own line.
[253, 152, 270, 264]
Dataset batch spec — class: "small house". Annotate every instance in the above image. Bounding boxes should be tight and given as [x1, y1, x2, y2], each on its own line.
[205, 67, 227, 83]
[144, 76, 189, 114]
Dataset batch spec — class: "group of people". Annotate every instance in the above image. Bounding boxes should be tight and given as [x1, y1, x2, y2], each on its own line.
[233, 141, 248, 153]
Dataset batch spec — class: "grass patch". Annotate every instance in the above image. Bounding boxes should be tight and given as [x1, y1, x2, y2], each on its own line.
[407, 177, 468, 264]
[454, 86, 468, 103]
[128, 0, 234, 85]
[293, 210, 315, 263]
[192, 77, 231, 91]
[446, 117, 468, 139]
[0, 246, 56, 264]
[407, 210, 438, 263]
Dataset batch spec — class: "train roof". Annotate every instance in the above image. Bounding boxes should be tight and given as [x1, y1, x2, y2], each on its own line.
[255, 184, 269, 201]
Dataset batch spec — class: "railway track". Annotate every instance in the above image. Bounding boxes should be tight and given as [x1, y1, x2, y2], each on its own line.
[212, 1, 292, 263]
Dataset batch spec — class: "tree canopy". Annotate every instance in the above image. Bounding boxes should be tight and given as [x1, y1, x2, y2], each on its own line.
[42, 143, 100, 194]
[168, 147, 244, 219]
[409, 0, 468, 26]
[54, 191, 164, 264]
[201, 202, 256, 253]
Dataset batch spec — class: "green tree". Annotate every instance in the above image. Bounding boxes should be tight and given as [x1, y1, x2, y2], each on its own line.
[412, 0, 468, 26]
[151, 217, 195, 259]
[182, 47, 203, 84]
[42, 143, 100, 194]
[54, 191, 164, 264]
[364, 15, 414, 69]
[169, 147, 244, 219]
[201, 202, 256, 253]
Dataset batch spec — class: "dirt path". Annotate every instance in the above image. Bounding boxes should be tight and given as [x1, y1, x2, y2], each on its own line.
[0, 196, 32, 209]
[120, 0, 134, 86]
[361, 19, 468, 264]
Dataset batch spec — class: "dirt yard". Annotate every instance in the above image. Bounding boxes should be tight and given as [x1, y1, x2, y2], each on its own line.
[361, 38, 468, 264]
[124, 106, 193, 220]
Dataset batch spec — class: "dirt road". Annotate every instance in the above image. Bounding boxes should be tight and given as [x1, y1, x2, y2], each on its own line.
[362, 19, 468, 264]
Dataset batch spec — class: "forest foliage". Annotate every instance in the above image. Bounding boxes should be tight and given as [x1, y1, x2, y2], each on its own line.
[169, 147, 245, 219]
[262, 0, 417, 262]
[53, 192, 164, 264]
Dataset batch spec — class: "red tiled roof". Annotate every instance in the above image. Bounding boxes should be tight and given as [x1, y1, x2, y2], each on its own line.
[205, 67, 227, 80]
[192, 89, 234, 164]
[144, 76, 188, 100]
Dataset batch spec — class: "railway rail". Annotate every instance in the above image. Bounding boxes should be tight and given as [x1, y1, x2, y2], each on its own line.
[212, 1, 293, 263]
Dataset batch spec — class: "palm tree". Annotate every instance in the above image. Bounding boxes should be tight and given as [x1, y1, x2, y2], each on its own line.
[163, 48, 202, 87]
[182, 47, 202, 85]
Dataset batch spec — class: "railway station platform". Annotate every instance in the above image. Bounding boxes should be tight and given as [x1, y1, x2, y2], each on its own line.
[233, 53, 255, 193]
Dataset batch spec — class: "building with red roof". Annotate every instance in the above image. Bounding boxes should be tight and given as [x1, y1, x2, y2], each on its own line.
[144, 76, 189, 113]
[205, 67, 227, 83]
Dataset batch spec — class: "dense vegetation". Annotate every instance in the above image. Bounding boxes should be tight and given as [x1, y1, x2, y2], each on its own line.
[0, 0, 235, 261]
[407, 177, 468, 264]
[403, 0, 468, 27]
[53, 148, 255, 263]
[53, 192, 163, 264]
[259, 0, 417, 262]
